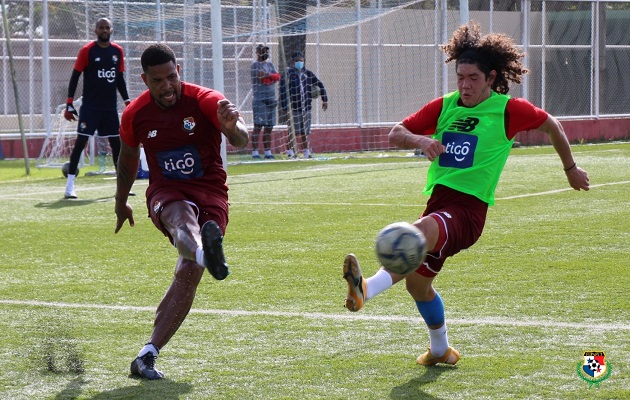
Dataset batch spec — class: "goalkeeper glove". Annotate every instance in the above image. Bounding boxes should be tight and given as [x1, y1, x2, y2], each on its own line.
[64, 98, 78, 121]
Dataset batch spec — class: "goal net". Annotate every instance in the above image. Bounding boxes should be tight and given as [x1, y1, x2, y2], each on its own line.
[36, 97, 116, 174]
[216, 0, 458, 161]
[5, 1, 629, 165]
[39, 0, 463, 163]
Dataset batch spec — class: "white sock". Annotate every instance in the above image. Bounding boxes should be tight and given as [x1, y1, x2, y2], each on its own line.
[264, 149, 272, 156]
[287, 149, 294, 157]
[137, 343, 159, 358]
[195, 247, 205, 268]
[252, 150, 259, 156]
[303, 149, 310, 157]
[365, 269, 393, 300]
[428, 324, 449, 357]
[65, 174, 76, 193]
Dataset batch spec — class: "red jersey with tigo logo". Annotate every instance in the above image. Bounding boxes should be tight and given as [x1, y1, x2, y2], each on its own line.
[119, 82, 228, 199]
[74, 41, 126, 110]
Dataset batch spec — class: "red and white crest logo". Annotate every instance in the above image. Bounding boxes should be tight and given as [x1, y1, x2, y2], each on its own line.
[182, 117, 196, 133]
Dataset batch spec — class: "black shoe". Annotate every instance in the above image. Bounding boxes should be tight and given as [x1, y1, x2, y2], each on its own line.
[201, 220, 229, 280]
[130, 353, 164, 380]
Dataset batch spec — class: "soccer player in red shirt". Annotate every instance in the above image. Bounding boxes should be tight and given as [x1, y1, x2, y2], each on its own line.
[114, 44, 248, 379]
[63, 18, 131, 198]
[343, 22, 589, 367]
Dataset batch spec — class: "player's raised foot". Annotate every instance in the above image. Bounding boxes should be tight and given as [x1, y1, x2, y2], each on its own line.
[343, 253, 366, 312]
[201, 220, 229, 280]
[130, 353, 164, 380]
[416, 346, 460, 366]
[64, 190, 77, 199]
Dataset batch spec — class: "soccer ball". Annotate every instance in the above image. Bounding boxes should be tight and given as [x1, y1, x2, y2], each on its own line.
[61, 162, 78, 178]
[375, 222, 427, 275]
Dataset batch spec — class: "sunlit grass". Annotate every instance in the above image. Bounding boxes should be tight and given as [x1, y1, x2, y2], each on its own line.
[0, 142, 628, 399]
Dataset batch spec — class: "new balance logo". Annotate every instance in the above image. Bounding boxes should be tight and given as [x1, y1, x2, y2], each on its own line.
[147, 130, 157, 138]
[449, 117, 479, 133]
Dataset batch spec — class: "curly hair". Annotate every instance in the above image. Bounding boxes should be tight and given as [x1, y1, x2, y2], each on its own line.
[441, 21, 528, 94]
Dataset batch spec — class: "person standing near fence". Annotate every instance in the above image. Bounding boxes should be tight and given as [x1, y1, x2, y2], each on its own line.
[114, 43, 249, 380]
[62, 17, 131, 199]
[250, 44, 280, 159]
[342, 21, 590, 366]
[279, 51, 328, 159]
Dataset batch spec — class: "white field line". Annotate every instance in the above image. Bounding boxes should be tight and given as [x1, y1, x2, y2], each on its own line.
[1, 180, 629, 205]
[0, 299, 628, 331]
[496, 180, 630, 200]
[0, 182, 148, 200]
[1, 154, 628, 204]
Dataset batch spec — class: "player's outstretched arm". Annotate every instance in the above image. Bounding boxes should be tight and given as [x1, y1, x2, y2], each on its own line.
[217, 99, 249, 148]
[389, 123, 445, 161]
[538, 115, 590, 191]
[115, 141, 140, 233]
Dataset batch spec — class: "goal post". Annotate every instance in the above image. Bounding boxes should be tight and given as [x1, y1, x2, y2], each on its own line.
[33, 1, 462, 165]
[36, 98, 85, 169]
[36, 97, 116, 174]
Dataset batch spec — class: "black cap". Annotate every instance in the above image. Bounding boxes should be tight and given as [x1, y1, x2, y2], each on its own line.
[291, 51, 304, 60]
[256, 44, 269, 54]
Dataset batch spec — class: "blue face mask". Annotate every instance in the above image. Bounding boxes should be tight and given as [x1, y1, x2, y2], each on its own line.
[294, 61, 304, 70]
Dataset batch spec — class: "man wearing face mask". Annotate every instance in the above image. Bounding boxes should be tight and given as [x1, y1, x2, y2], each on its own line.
[279, 51, 328, 159]
[251, 44, 280, 159]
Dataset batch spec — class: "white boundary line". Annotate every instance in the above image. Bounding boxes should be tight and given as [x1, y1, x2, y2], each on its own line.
[2, 178, 628, 203]
[496, 180, 630, 200]
[1, 299, 628, 331]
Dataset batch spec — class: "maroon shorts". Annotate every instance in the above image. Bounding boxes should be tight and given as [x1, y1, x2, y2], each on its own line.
[417, 185, 488, 277]
[147, 183, 229, 244]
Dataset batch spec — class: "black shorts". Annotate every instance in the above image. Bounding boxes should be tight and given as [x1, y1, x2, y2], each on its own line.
[77, 106, 120, 137]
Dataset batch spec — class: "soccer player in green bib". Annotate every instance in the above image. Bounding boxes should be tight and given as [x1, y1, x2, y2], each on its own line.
[343, 22, 590, 366]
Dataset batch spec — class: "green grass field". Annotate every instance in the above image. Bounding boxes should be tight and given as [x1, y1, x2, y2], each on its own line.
[1, 143, 628, 399]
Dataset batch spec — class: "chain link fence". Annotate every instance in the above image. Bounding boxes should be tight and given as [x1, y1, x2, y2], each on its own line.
[1, 0, 629, 158]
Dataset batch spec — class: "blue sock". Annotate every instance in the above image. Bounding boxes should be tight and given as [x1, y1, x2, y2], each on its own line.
[415, 292, 445, 326]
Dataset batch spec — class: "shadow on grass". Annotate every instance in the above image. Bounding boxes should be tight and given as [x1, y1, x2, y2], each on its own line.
[34, 197, 114, 209]
[390, 365, 456, 399]
[87, 379, 192, 400]
[53, 375, 87, 400]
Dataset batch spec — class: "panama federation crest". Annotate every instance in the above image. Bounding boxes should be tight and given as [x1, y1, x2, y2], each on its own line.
[182, 117, 196, 134]
[576, 351, 611, 387]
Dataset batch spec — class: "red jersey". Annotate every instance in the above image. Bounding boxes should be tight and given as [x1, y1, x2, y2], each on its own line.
[402, 96, 549, 139]
[120, 82, 228, 199]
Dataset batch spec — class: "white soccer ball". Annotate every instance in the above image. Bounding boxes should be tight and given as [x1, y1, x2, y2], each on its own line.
[375, 222, 427, 275]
